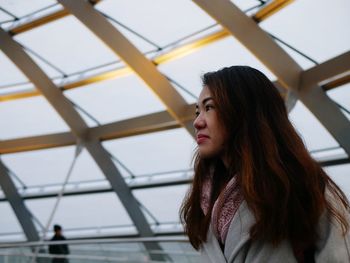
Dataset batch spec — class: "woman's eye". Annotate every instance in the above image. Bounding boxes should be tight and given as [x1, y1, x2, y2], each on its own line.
[195, 111, 199, 117]
[205, 105, 214, 111]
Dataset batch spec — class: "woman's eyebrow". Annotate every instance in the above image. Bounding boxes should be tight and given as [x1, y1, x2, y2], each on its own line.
[202, 97, 213, 105]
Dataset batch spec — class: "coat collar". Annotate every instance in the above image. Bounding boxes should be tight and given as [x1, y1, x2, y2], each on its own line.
[201, 201, 254, 262]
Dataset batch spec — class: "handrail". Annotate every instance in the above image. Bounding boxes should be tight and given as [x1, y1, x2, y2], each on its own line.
[0, 170, 193, 201]
[0, 221, 184, 239]
[0, 236, 189, 249]
[0, 247, 200, 263]
[0, 251, 128, 262]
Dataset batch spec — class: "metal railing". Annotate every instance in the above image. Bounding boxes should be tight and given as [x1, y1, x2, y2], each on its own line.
[0, 236, 200, 262]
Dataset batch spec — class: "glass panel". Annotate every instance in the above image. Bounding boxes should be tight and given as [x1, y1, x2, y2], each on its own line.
[288, 101, 339, 152]
[23, 49, 63, 79]
[231, 0, 261, 11]
[100, 15, 158, 54]
[325, 164, 350, 199]
[133, 185, 189, 224]
[65, 74, 166, 126]
[95, 0, 216, 47]
[1, 146, 117, 200]
[0, 50, 29, 87]
[0, 0, 56, 18]
[260, 0, 350, 64]
[14, 15, 119, 76]
[1, 146, 75, 188]
[0, 96, 70, 139]
[327, 83, 350, 121]
[273, 39, 317, 70]
[26, 192, 134, 238]
[159, 37, 276, 103]
[103, 128, 194, 176]
[68, 148, 107, 183]
[0, 11, 12, 24]
[0, 202, 24, 241]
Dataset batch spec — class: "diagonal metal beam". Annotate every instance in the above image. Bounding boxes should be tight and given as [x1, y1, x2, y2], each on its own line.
[58, 0, 191, 136]
[0, 28, 160, 246]
[192, 0, 350, 156]
[0, 160, 39, 241]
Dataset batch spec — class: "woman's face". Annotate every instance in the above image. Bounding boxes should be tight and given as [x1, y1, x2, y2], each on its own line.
[193, 86, 227, 159]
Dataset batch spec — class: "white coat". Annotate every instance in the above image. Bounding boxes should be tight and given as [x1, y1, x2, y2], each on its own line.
[200, 201, 350, 263]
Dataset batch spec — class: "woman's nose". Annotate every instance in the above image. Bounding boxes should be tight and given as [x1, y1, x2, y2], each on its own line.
[193, 114, 205, 130]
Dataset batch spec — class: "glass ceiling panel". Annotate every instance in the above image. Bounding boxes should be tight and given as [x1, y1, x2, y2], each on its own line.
[0, 0, 56, 18]
[14, 15, 119, 76]
[159, 37, 276, 103]
[0, 50, 29, 87]
[327, 83, 350, 121]
[231, 0, 260, 11]
[95, 0, 216, 47]
[25, 193, 134, 237]
[0, 202, 23, 240]
[103, 128, 194, 176]
[288, 101, 339, 152]
[65, 74, 166, 126]
[0, 96, 70, 140]
[1, 145, 75, 188]
[22, 49, 64, 79]
[260, 0, 350, 64]
[272, 39, 316, 70]
[325, 164, 350, 199]
[0, 9, 12, 23]
[113, 23, 156, 54]
[101, 16, 159, 54]
[133, 185, 188, 224]
[68, 148, 108, 183]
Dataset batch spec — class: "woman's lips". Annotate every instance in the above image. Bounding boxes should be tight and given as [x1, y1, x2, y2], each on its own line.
[197, 135, 209, 144]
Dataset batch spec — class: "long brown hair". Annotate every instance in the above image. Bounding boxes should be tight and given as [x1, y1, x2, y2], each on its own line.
[180, 66, 349, 250]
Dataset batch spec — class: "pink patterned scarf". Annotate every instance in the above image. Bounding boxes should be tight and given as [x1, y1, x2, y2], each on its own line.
[200, 173, 243, 245]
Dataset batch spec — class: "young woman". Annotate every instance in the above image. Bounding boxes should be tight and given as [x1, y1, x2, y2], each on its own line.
[180, 66, 350, 262]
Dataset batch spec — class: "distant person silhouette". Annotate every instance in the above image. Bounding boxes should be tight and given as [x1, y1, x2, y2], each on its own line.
[48, 224, 69, 263]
